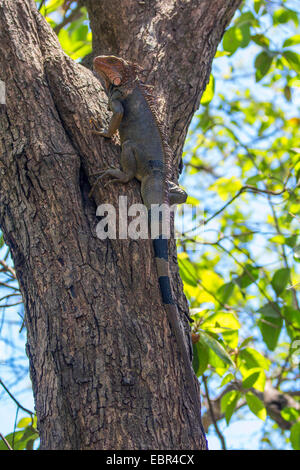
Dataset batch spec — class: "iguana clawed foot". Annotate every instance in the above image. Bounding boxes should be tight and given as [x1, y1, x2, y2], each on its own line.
[89, 167, 132, 197]
[89, 117, 110, 138]
[90, 128, 110, 138]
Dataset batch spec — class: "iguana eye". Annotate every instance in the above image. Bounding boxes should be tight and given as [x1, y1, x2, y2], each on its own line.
[113, 77, 121, 86]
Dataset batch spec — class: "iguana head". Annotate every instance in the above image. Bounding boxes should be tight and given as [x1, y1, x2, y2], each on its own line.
[93, 55, 130, 89]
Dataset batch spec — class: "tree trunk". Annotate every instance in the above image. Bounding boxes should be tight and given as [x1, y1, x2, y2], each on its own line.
[0, 0, 240, 450]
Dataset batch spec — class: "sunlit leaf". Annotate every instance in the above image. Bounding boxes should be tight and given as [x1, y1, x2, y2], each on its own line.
[290, 422, 300, 450]
[258, 315, 283, 351]
[271, 268, 290, 295]
[201, 74, 215, 105]
[245, 392, 267, 421]
[254, 51, 273, 82]
[221, 390, 241, 425]
[283, 51, 300, 73]
[192, 340, 209, 377]
[242, 368, 266, 392]
[199, 330, 235, 367]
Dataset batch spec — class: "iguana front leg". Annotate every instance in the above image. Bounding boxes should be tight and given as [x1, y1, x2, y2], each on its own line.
[91, 97, 124, 138]
[89, 140, 137, 197]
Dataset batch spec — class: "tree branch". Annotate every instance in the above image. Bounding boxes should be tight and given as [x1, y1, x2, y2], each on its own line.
[203, 375, 227, 449]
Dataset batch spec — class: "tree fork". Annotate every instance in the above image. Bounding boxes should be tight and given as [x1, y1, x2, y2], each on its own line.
[0, 0, 240, 450]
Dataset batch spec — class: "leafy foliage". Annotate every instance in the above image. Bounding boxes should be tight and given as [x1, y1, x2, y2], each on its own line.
[179, 0, 300, 449]
[0, 417, 39, 450]
[37, 0, 92, 60]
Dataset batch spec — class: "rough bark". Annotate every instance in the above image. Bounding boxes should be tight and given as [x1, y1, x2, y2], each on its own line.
[0, 0, 241, 450]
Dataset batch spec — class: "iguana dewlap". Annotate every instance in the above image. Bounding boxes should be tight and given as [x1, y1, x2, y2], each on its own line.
[90, 55, 200, 419]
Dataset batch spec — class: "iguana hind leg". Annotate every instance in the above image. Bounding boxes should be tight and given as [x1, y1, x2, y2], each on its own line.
[89, 140, 137, 197]
[168, 181, 187, 205]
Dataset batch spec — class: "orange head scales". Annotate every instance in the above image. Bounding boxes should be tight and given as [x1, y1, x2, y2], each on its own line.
[93, 55, 130, 90]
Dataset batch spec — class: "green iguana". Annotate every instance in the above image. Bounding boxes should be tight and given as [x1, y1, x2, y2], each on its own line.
[89, 55, 201, 422]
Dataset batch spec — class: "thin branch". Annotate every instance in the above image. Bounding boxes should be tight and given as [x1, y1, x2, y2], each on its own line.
[53, 5, 83, 35]
[0, 301, 23, 308]
[203, 375, 227, 450]
[0, 379, 34, 417]
[0, 260, 17, 279]
[205, 184, 287, 226]
[185, 162, 219, 178]
[0, 293, 21, 302]
[38, 0, 46, 12]
[0, 432, 12, 450]
[286, 391, 300, 397]
[0, 282, 19, 291]
[275, 344, 293, 388]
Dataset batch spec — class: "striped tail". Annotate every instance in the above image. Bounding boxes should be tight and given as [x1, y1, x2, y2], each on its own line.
[152, 235, 201, 417]
[143, 176, 201, 421]
[153, 235, 174, 305]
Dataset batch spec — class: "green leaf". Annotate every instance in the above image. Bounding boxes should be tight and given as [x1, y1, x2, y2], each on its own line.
[274, 8, 299, 26]
[71, 24, 88, 42]
[234, 12, 256, 28]
[245, 174, 265, 185]
[17, 417, 32, 429]
[239, 337, 254, 349]
[0, 427, 38, 451]
[223, 27, 240, 54]
[214, 50, 230, 58]
[223, 23, 251, 55]
[254, 0, 264, 14]
[209, 176, 243, 201]
[285, 235, 297, 248]
[220, 373, 235, 387]
[201, 311, 240, 348]
[258, 315, 283, 351]
[192, 340, 209, 377]
[283, 51, 300, 73]
[254, 51, 273, 82]
[283, 306, 300, 328]
[251, 34, 270, 48]
[0, 431, 24, 450]
[283, 35, 300, 48]
[290, 422, 300, 450]
[39, 0, 64, 16]
[216, 282, 235, 304]
[281, 407, 299, 423]
[269, 234, 286, 245]
[199, 330, 234, 367]
[245, 392, 267, 421]
[201, 74, 215, 105]
[242, 368, 266, 392]
[221, 390, 241, 425]
[240, 348, 271, 371]
[257, 302, 281, 318]
[178, 255, 198, 287]
[235, 264, 259, 288]
[271, 268, 290, 295]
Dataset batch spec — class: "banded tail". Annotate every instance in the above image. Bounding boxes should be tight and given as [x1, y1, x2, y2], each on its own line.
[152, 234, 201, 418]
[143, 175, 200, 419]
